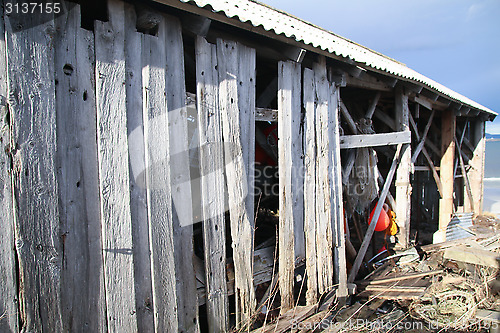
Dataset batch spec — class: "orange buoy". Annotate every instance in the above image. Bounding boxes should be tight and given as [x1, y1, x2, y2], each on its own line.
[368, 203, 390, 232]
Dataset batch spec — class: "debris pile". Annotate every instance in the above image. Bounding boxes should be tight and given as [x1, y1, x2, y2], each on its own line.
[251, 215, 500, 332]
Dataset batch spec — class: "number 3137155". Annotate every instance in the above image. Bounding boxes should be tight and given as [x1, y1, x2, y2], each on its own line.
[5, 2, 61, 14]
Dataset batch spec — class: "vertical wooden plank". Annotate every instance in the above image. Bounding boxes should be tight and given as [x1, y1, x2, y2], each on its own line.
[217, 39, 256, 330]
[313, 58, 334, 295]
[465, 120, 485, 216]
[330, 85, 348, 298]
[278, 61, 302, 311]
[0, 4, 18, 331]
[395, 86, 412, 248]
[303, 68, 318, 305]
[94, 0, 138, 331]
[141, 19, 179, 333]
[164, 15, 200, 333]
[238, 42, 256, 254]
[437, 109, 456, 242]
[75, 26, 108, 333]
[55, 3, 106, 331]
[124, 5, 154, 332]
[5, 3, 63, 331]
[195, 36, 229, 333]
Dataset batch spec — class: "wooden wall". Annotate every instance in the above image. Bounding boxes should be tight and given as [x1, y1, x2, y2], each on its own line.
[0, 0, 348, 332]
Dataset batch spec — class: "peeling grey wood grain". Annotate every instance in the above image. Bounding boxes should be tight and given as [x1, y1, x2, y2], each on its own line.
[195, 36, 229, 333]
[5, 2, 63, 330]
[0, 3, 18, 332]
[164, 14, 200, 333]
[94, 0, 138, 330]
[124, 4, 154, 332]
[55, 3, 106, 331]
[141, 19, 179, 332]
[217, 39, 256, 330]
[303, 68, 318, 305]
[278, 61, 302, 311]
[313, 58, 334, 295]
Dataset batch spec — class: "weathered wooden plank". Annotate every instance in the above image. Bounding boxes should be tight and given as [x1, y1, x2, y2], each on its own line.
[436, 109, 456, 243]
[330, 85, 347, 299]
[348, 144, 407, 283]
[164, 15, 200, 333]
[302, 68, 318, 305]
[339, 100, 358, 134]
[75, 25, 108, 333]
[141, 19, 179, 333]
[339, 131, 411, 149]
[313, 58, 334, 294]
[55, 4, 106, 331]
[394, 86, 412, 248]
[94, 0, 138, 330]
[238, 40, 256, 261]
[465, 121, 485, 215]
[124, 5, 154, 332]
[5, 3, 63, 330]
[0, 4, 18, 332]
[278, 61, 302, 311]
[195, 36, 229, 333]
[217, 38, 256, 329]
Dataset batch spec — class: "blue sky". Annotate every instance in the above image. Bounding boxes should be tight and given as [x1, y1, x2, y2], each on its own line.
[262, 0, 500, 133]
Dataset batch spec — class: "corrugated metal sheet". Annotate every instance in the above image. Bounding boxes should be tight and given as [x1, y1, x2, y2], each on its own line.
[446, 212, 474, 241]
[173, 0, 496, 116]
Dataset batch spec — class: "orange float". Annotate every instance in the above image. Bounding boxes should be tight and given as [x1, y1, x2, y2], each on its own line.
[368, 203, 390, 232]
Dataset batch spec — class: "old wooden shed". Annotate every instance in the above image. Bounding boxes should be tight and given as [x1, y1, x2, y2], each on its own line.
[0, 0, 496, 332]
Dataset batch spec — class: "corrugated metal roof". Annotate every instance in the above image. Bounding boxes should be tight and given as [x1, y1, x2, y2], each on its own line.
[174, 0, 496, 116]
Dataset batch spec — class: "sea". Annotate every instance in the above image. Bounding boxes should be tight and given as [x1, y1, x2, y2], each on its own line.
[483, 139, 500, 216]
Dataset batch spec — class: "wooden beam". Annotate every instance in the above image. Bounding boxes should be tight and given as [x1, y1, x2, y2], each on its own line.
[339, 99, 358, 134]
[373, 108, 396, 131]
[395, 86, 412, 248]
[314, 57, 335, 294]
[409, 114, 443, 197]
[348, 144, 407, 283]
[455, 136, 474, 212]
[255, 107, 278, 122]
[345, 73, 392, 91]
[303, 68, 318, 305]
[436, 109, 456, 243]
[464, 120, 486, 215]
[196, 36, 229, 333]
[217, 39, 256, 329]
[411, 95, 432, 110]
[411, 110, 435, 163]
[278, 60, 303, 312]
[365, 91, 381, 119]
[339, 131, 411, 149]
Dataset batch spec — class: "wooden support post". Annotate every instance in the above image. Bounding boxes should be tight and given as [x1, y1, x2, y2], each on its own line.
[465, 120, 486, 216]
[313, 57, 335, 295]
[365, 91, 381, 119]
[95, 1, 138, 330]
[395, 86, 412, 248]
[217, 39, 256, 330]
[436, 109, 456, 243]
[303, 68, 318, 305]
[348, 144, 407, 283]
[278, 61, 303, 312]
[196, 37, 229, 333]
[0, 4, 18, 331]
[411, 110, 435, 163]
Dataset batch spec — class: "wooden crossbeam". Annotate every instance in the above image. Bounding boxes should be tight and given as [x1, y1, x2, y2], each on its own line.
[339, 131, 411, 149]
[411, 110, 435, 163]
[365, 91, 381, 119]
[409, 114, 443, 197]
[455, 136, 475, 212]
